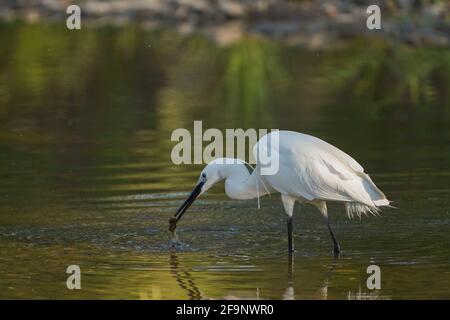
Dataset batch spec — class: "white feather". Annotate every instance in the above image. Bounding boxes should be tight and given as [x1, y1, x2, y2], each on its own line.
[253, 131, 390, 218]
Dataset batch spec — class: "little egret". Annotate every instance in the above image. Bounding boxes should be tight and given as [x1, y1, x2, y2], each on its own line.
[170, 130, 390, 254]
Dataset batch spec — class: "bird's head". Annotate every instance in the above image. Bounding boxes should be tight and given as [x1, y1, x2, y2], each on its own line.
[174, 159, 229, 221]
[198, 159, 229, 195]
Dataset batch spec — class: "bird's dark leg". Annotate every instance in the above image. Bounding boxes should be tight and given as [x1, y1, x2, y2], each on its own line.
[282, 195, 296, 255]
[287, 216, 294, 254]
[326, 221, 341, 255]
[315, 201, 341, 256]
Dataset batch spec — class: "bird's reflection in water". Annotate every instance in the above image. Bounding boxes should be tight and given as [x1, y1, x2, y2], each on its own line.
[318, 257, 339, 299]
[169, 251, 203, 300]
[169, 251, 342, 300]
[282, 254, 295, 300]
[284, 253, 340, 300]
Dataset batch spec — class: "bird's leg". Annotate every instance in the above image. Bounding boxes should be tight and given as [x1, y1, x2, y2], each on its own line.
[287, 253, 294, 279]
[287, 216, 294, 254]
[314, 201, 341, 255]
[326, 222, 341, 255]
[282, 195, 296, 255]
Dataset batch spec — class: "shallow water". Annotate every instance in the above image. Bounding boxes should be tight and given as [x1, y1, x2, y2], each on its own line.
[0, 22, 449, 299]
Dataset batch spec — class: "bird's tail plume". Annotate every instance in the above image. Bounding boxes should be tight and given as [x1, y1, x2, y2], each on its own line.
[345, 200, 392, 219]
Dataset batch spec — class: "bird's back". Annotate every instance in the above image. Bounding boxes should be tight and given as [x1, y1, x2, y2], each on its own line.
[254, 131, 389, 217]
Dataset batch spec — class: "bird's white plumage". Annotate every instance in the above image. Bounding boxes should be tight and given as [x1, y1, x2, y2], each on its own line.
[191, 130, 391, 253]
[252, 131, 389, 218]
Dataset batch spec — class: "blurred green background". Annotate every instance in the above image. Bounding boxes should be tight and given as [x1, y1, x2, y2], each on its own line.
[0, 1, 449, 299]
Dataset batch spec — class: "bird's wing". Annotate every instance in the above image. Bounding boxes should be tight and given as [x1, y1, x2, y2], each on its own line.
[254, 131, 387, 206]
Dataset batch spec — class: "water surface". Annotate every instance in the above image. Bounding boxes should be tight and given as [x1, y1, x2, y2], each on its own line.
[0, 22, 449, 299]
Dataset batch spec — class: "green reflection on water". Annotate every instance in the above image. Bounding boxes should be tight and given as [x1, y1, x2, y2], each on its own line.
[0, 22, 449, 299]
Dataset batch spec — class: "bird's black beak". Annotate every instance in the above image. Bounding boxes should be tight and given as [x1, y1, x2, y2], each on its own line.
[173, 181, 204, 224]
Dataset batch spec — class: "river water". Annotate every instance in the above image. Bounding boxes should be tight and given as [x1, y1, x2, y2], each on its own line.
[0, 22, 449, 299]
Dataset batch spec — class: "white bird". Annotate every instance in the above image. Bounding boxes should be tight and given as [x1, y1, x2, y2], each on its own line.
[171, 130, 390, 254]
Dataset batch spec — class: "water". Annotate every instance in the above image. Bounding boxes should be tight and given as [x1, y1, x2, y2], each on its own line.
[0, 22, 449, 299]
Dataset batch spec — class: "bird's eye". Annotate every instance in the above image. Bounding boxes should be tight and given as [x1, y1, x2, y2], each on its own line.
[201, 173, 206, 179]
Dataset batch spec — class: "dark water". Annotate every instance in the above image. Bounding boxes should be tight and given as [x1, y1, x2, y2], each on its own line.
[0, 22, 449, 299]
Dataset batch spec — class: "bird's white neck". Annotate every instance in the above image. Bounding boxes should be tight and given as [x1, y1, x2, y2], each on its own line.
[221, 163, 268, 200]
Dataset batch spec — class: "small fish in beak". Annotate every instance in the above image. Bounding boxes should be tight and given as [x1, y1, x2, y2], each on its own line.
[168, 217, 181, 246]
